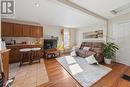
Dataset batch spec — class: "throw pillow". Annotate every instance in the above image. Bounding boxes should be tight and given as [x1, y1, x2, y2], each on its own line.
[70, 51, 77, 57]
[83, 47, 90, 51]
[85, 55, 99, 64]
[71, 46, 79, 51]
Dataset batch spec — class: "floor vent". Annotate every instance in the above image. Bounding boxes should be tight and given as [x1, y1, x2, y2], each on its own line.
[122, 74, 130, 82]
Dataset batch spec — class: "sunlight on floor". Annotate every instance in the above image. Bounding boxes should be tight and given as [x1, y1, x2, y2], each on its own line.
[9, 59, 49, 87]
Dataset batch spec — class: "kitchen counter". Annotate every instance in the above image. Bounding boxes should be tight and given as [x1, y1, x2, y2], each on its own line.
[0, 49, 11, 54]
[6, 44, 43, 63]
[6, 44, 42, 47]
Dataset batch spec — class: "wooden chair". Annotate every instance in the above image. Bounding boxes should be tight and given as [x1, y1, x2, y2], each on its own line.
[31, 48, 41, 63]
[19, 48, 31, 67]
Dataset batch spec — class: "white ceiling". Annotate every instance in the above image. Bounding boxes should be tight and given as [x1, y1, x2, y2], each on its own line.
[72, 0, 130, 18]
[8, 0, 130, 28]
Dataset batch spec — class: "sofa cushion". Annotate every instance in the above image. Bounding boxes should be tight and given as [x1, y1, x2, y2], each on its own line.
[86, 51, 96, 57]
[94, 53, 104, 63]
[78, 42, 104, 63]
[91, 48, 102, 53]
[76, 49, 87, 58]
[76, 50, 96, 58]
[80, 42, 92, 49]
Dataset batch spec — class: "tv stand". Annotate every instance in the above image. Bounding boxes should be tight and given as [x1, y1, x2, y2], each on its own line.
[45, 48, 60, 59]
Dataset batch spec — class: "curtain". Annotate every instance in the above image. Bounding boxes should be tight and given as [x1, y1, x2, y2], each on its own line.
[57, 28, 71, 51]
[57, 29, 64, 51]
[64, 29, 71, 49]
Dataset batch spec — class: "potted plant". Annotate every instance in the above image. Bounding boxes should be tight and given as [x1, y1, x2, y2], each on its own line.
[102, 42, 119, 64]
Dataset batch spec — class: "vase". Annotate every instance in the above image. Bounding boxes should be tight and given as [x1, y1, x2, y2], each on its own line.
[104, 58, 112, 64]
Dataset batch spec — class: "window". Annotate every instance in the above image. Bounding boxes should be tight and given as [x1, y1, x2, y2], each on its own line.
[64, 29, 70, 49]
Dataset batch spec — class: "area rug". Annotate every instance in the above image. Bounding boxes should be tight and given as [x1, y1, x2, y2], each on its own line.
[9, 59, 49, 87]
[56, 56, 112, 87]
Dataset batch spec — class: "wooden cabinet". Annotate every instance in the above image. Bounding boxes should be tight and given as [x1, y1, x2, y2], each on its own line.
[8, 46, 19, 63]
[6, 45, 43, 63]
[1, 22, 14, 37]
[1, 22, 43, 37]
[13, 23, 23, 37]
[30, 26, 39, 37]
[1, 49, 10, 83]
[39, 26, 43, 37]
[30, 26, 43, 38]
[23, 25, 31, 37]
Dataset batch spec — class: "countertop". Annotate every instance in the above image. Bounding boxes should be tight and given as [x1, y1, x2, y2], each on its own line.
[0, 49, 11, 54]
[6, 44, 42, 47]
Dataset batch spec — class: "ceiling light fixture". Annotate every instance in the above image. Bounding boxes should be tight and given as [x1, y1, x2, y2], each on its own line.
[34, 3, 39, 7]
[110, 2, 130, 15]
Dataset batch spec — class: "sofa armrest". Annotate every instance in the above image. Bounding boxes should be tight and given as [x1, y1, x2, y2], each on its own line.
[94, 53, 104, 63]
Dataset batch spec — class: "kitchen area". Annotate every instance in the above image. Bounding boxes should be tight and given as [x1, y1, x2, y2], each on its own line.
[1, 20, 44, 63]
[0, 19, 45, 86]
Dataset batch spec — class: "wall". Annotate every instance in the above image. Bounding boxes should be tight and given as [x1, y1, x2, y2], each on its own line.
[43, 25, 61, 39]
[108, 12, 130, 66]
[3, 37, 39, 44]
[43, 25, 77, 47]
[76, 22, 107, 46]
[108, 12, 130, 41]
[70, 29, 77, 47]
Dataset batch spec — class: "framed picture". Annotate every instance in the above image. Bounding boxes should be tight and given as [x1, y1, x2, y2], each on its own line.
[83, 30, 103, 39]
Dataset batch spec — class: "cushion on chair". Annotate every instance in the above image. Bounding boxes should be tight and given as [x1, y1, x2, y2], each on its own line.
[20, 48, 31, 52]
[31, 48, 41, 51]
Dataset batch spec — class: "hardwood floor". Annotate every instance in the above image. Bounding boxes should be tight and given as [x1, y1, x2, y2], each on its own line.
[38, 58, 130, 87]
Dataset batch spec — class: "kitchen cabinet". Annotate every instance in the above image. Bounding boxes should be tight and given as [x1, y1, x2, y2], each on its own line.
[30, 26, 43, 38]
[1, 22, 43, 38]
[13, 23, 23, 37]
[23, 24, 31, 37]
[30, 25, 39, 37]
[39, 26, 43, 38]
[8, 46, 19, 63]
[1, 22, 14, 37]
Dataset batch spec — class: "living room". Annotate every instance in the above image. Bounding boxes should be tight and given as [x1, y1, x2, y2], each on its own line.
[0, 0, 130, 87]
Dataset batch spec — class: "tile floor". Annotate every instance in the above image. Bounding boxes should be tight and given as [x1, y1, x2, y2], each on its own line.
[9, 59, 49, 87]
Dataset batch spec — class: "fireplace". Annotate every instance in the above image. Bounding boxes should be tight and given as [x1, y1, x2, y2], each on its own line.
[44, 39, 57, 49]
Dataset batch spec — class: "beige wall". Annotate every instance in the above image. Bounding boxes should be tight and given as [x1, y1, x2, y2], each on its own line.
[70, 29, 77, 47]
[43, 25, 61, 39]
[108, 12, 130, 42]
[43, 25, 77, 47]
[76, 22, 107, 46]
